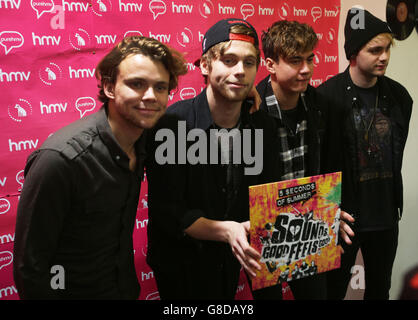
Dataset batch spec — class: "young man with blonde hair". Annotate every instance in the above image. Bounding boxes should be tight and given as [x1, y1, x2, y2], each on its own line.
[318, 8, 413, 299]
[255, 20, 330, 299]
[146, 19, 279, 299]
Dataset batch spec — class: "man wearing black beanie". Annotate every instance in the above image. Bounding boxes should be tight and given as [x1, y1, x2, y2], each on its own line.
[317, 7, 413, 300]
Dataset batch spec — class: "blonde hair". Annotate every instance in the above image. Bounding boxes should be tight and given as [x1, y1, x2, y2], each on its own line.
[200, 24, 260, 83]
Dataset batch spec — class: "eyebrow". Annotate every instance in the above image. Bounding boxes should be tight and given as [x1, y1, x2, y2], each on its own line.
[289, 53, 315, 60]
[125, 77, 169, 85]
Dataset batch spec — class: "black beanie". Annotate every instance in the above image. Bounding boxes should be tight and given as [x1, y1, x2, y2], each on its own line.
[344, 8, 392, 60]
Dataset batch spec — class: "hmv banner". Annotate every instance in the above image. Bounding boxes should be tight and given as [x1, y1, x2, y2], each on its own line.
[0, 0, 340, 300]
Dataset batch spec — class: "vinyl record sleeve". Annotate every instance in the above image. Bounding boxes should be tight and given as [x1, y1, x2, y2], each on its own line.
[249, 172, 342, 291]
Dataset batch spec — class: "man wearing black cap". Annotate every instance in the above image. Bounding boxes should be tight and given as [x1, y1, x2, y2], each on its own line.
[146, 19, 280, 299]
[317, 8, 413, 299]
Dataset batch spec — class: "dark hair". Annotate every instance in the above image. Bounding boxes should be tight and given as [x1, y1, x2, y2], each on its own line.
[95, 36, 187, 103]
[262, 20, 318, 61]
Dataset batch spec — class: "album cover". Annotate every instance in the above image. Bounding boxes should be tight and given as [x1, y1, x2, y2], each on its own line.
[249, 172, 342, 291]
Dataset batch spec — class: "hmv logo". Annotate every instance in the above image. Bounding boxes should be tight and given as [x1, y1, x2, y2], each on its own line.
[69, 66, 95, 79]
[293, 7, 307, 17]
[32, 32, 61, 46]
[0, 0, 21, 9]
[40, 101, 68, 114]
[324, 55, 337, 63]
[119, 0, 142, 12]
[218, 3, 235, 15]
[8, 138, 39, 152]
[95, 34, 117, 45]
[0, 233, 14, 244]
[172, 2, 193, 14]
[0, 68, 30, 82]
[136, 218, 148, 229]
[148, 31, 171, 43]
[62, 0, 89, 12]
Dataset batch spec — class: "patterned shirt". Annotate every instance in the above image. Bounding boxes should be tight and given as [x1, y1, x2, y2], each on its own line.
[265, 77, 308, 180]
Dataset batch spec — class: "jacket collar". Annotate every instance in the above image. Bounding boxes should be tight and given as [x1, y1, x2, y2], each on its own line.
[193, 88, 252, 130]
[343, 67, 393, 114]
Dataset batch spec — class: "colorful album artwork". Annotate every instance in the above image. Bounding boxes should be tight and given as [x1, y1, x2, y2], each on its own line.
[249, 172, 342, 290]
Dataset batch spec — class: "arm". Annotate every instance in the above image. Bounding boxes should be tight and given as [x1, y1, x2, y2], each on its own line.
[13, 150, 73, 299]
[185, 218, 261, 277]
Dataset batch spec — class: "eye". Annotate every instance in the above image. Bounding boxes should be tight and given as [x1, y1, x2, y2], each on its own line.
[128, 80, 144, 89]
[244, 59, 256, 67]
[289, 59, 301, 66]
[222, 56, 237, 66]
[155, 84, 169, 93]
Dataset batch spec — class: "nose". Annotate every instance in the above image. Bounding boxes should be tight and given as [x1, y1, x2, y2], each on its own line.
[233, 61, 245, 77]
[380, 49, 390, 62]
[142, 86, 157, 101]
[300, 60, 311, 74]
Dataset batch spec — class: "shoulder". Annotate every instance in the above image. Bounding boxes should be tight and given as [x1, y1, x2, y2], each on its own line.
[256, 75, 270, 95]
[40, 111, 100, 160]
[317, 71, 346, 93]
[382, 76, 412, 102]
[250, 109, 277, 132]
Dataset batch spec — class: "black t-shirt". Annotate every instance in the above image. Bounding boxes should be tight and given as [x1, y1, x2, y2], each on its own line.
[352, 84, 397, 231]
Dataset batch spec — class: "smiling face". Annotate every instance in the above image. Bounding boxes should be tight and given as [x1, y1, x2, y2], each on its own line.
[353, 33, 392, 79]
[201, 40, 258, 103]
[105, 53, 170, 131]
[267, 50, 314, 94]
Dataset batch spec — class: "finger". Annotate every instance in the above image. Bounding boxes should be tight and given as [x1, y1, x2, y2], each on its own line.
[244, 246, 261, 261]
[247, 86, 261, 114]
[340, 229, 352, 245]
[235, 253, 257, 278]
[341, 221, 354, 237]
[341, 210, 355, 223]
[241, 221, 251, 234]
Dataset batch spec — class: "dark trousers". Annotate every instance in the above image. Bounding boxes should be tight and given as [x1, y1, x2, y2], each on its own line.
[326, 225, 399, 300]
[153, 266, 239, 300]
[252, 273, 327, 300]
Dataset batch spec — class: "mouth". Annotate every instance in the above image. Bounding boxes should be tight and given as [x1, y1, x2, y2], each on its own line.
[227, 82, 247, 89]
[135, 106, 160, 115]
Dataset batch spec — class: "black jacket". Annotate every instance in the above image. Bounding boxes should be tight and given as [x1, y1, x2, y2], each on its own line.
[13, 107, 143, 299]
[145, 89, 279, 298]
[317, 67, 413, 219]
[256, 76, 326, 177]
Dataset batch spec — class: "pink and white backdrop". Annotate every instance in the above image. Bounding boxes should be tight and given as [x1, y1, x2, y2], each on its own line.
[0, 0, 340, 300]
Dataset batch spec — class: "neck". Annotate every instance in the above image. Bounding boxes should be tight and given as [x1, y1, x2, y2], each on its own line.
[349, 65, 378, 88]
[271, 77, 300, 110]
[107, 104, 143, 156]
[206, 86, 242, 128]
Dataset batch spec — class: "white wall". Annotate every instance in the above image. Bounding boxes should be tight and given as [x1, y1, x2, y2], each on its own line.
[338, 0, 418, 299]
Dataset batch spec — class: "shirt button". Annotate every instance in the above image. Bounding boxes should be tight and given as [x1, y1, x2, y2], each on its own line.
[347, 86, 351, 90]
[116, 155, 121, 161]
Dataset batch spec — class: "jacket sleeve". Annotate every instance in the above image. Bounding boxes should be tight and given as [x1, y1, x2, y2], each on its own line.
[13, 150, 74, 299]
[146, 114, 203, 241]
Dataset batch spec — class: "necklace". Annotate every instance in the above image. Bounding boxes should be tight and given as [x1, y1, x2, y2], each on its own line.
[361, 87, 379, 156]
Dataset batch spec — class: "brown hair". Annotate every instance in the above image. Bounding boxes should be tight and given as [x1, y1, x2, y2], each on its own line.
[200, 24, 261, 82]
[95, 36, 187, 103]
[261, 20, 318, 61]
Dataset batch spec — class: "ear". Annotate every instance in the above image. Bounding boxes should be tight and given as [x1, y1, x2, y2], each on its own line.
[199, 58, 210, 76]
[103, 81, 115, 100]
[265, 58, 277, 74]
